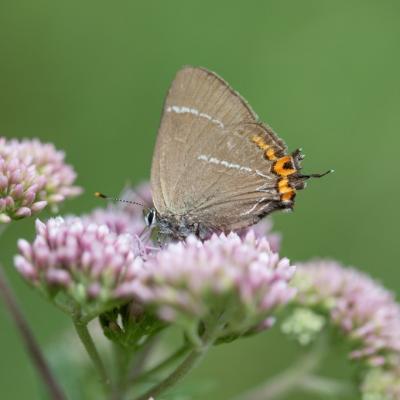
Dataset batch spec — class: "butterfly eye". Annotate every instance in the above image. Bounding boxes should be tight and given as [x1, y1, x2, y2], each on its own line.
[145, 209, 157, 227]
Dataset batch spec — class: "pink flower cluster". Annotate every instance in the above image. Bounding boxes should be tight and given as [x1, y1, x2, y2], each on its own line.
[0, 137, 81, 222]
[13, 176, 400, 396]
[14, 210, 295, 342]
[294, 260, 400, 368]
[125, 232, 296, 342]
[15, 217, 142, 314]
[83, 206, 146, 238]
[13, 177, 400, 394]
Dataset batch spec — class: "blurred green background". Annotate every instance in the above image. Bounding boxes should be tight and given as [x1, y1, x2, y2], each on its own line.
[1, 1, 399, 398]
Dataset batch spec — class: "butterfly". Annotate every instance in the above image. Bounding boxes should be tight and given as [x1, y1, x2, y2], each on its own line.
[145, 66, 331, 242]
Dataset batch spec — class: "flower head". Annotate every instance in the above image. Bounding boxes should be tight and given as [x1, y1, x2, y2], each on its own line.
[83, 206, 147, 238]
[125, 231, 296, 345]
[14, 217, 143, 319]
[0, 137, 81, 222]
[361, 368, 400, 400]
[293, 260, 400, 368]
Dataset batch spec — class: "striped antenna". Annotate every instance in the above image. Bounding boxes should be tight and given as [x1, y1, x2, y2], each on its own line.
[94, 192, 145, 207]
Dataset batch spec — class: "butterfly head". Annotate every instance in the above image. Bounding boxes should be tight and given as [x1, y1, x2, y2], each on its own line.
[144, 208, 158, 227]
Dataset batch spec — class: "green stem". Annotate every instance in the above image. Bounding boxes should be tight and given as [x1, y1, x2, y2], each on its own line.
[132, 319, 220, 400]
[129, 335, 160, 381]
[73, 318, 110, 388]
[0, 265, 67, 400]
[111, 343, 133, 400]
[133, 344, 190, 384]
[300, 374, 354, 396]
[235, 337, 327, 400]
[132, 348, 206, 400]
[0, 224, 7, 236]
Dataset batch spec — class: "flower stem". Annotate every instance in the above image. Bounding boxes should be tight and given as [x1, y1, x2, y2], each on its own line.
[132, 343, 190, 384]
[235, 337, 327, 400]
[111, 343, 133, 400]
[131, 317, 221, 400]
[129, 335, 160, 381]
[300, 374, 354, 396]
[73, 318, 110, 388]
[0, 264, 66, 400]
[132, 347, 206, 400]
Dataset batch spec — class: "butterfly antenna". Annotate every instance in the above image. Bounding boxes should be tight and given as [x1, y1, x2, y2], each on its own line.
[120, 181, 148, 206]
[94, 192, 145, 208]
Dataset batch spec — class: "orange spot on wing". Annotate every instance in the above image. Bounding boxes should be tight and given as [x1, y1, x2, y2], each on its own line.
[278, 178, 295, 201]
[252, 136, 297, 202]
[252, 135, 277, 160]
[252, 135, 269, 150]
[282, 191, 295, 201]
[266, 148, 277, 160]
[273, 156, 297, 177]
[278, 178, 291, 193]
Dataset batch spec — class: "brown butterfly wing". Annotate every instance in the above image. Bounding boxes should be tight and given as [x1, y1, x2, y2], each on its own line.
[151, 66, 287, 231]
[186, 122, 289, 231]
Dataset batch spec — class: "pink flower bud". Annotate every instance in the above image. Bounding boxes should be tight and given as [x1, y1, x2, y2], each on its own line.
[31, 201, 48, 213]
[15, 207, 32, 218]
